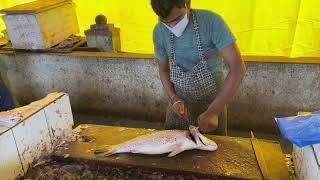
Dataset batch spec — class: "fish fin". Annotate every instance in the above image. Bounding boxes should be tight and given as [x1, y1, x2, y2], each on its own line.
[94, 145, 117, 158]
[168, 144, 184, 157]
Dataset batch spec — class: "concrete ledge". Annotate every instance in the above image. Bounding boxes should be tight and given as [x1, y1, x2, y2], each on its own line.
[1, 50, 320, 64]
[1, 52, 320, 133]
[66, 52, 320, 64]
[0, 92, 74, 179]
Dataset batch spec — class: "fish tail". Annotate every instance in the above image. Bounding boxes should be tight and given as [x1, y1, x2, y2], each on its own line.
[94, 145, 117, 157]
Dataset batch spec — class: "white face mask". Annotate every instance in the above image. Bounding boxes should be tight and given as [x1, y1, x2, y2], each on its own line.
[163, 13, 189, 37]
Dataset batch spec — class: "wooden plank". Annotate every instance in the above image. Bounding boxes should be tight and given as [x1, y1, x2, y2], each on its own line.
[0, 37, 86, 53]
[0, 0, 71, 14]
[251, 134, 290, 180]
[251, 137, 269, 179]
[53, 124, 264, 179]
[256, 140, 290, 179]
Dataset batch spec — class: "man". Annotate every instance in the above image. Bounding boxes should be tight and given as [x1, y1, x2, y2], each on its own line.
[151, 0, 245, 135]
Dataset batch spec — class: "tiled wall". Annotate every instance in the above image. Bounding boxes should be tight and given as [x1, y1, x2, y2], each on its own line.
[0, 92, 74, 180]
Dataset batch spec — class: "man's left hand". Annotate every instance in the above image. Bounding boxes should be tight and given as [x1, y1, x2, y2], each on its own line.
[197, 110, 219, 133]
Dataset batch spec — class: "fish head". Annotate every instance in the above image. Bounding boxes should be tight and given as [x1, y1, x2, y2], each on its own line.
[188, 125, 218, 151]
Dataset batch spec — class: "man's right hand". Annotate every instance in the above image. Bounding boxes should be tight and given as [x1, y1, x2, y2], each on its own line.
[171, 96, 188, 119]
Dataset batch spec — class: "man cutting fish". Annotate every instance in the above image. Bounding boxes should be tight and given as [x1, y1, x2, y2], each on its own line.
[151, 0, 245, 135]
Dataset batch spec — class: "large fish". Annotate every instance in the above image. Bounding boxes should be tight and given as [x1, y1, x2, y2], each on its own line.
[94, 126, 218, 157]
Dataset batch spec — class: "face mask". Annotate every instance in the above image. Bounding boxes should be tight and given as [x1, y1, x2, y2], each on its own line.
[163, 13, 189, 37]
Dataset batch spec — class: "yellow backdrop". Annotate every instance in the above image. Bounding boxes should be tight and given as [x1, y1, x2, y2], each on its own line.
[0, 0, 319, 57]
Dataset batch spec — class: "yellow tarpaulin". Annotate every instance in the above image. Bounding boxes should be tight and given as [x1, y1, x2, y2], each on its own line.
[0, 0, 319, 57]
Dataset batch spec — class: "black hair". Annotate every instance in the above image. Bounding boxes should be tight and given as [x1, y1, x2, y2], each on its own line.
[151, 0, 186, 18]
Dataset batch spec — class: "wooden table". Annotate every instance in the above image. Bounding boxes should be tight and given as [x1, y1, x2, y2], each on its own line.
[52, 124, 290, 179]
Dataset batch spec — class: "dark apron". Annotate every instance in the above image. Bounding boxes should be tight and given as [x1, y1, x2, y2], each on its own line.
[164, 10, 227, 136]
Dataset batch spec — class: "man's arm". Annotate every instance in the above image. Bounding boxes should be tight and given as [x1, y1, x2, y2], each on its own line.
[157, 60, 176, 101]
[198, 43, 245, 132]
[207, 43, 245, 115]
[157, 59, 186, 117]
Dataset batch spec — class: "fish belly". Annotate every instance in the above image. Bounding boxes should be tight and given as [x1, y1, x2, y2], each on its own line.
[129, 143, 176, 154]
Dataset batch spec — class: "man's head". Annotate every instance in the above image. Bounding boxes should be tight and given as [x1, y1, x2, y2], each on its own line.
[151, 0, 188, 27]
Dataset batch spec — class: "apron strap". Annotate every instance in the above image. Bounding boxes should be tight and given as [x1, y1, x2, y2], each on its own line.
[191, 11, 205, 61]
[169, 10, 205, 64]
